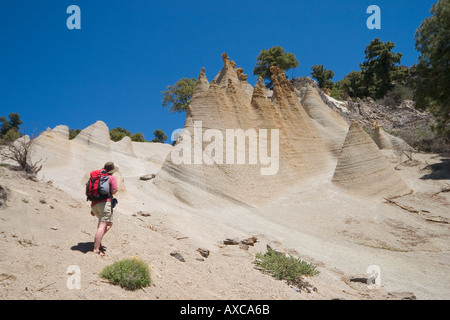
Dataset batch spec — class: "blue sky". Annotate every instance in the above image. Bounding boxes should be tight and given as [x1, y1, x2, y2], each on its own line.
[0, 0, 436, 142]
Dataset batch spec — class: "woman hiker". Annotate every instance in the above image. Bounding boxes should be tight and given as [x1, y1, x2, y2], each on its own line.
[90, 162, 119, 256]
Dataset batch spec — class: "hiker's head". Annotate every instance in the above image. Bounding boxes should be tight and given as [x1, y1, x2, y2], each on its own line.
[104, 162, 119, 174]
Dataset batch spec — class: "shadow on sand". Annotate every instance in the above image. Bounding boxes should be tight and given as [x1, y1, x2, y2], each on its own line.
[420, 158, 450, 180]
[71, 242, 94, 254]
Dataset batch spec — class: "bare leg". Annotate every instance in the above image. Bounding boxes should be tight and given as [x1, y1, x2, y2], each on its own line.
[100, 223, 113, 251]
[94, 221, 113, 255]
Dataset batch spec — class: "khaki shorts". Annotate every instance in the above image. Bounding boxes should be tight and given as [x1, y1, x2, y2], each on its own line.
[92, 201, 113, 223]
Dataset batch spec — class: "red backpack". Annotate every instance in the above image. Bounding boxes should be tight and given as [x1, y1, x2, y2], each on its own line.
[85, 169, 111, 201]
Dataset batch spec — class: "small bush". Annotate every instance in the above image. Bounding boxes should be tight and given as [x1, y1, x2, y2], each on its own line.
[99, 257, 152, 290]
[254, 247, 319, 288]
[0, 135, 43, 178]
[379, 85, 413, 107]
[329, 86, 344, 101]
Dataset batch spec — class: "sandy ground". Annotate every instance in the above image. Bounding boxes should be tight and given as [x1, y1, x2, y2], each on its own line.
[0, 148, 449, 300]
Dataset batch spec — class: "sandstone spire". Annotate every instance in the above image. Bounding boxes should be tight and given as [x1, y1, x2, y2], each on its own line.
[372, 120, 413, 152]
[154, 54, 335, 207]
[300, 86, 349, 156]
[332, 122, 411, 198]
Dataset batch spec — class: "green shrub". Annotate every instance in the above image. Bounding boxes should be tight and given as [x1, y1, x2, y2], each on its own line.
[329, 86, 344, 101]
[254, 247, 319, 287]
[69, 129, 81, 140]
[100, 257, 152, 290]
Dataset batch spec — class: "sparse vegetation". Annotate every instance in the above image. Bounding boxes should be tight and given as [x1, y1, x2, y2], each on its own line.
[0, 135, 43, 179]
[109, 127, 147, 142]
[253, 46, 299, 88]
[254, 247, 319, 289]
[311, 64, 335, 89]
[379, 85, 413, 107]
[0, 113, 23, 143]
[161, 77, 196, 113]
[99, 257, 152, 291]
[329, 86, 344, 101]
[69, 129, 81, 140]
[152, 129, 168, 143]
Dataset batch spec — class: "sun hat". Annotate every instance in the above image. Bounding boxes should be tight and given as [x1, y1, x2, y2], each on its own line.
[104, 162, 119, 174]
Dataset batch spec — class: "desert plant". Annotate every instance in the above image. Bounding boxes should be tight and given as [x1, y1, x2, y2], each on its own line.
[254, 247, 319, 288]
[0, 135, 43, 179]
[99, 257, 152, 291]
[329, 86, 344, 101]
[69, 129, 81, 140]
[379, 85, 413, 107]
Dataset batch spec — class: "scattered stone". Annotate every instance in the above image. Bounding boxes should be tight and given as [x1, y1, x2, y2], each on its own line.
[349, 275, 371, 284]
[140, 174, 156, 181]
[136, 211, 151, 217]
[170, 251, 185, 262]
[223, 238, 240, 245]
[39, 199, 47, 204]
[50, 226, 58, 230]
[388, 292, 416, 300]
[241, 236, 258, 246]
[197, 248, 210, 258]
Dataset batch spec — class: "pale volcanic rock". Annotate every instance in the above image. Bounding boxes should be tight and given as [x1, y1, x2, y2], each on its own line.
[154, 54, 336, 207]
[51, 125, 70, 139]
[30, 121, 172, 201]
[300, 86, 349, 156]
[112, 135, 135, 155]
[332, 122, 412, 198]
[372, 121, 413, 152]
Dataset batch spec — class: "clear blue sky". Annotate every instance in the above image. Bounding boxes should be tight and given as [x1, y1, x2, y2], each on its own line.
[0, 0, 436, 142]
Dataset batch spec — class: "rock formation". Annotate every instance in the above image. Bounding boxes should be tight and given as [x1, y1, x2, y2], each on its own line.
[293, 76, 432, 136]
[300, 86, 349, 155]
[28, 54, 413, 208]
[31, 121, 172, 198]
[154, 53, 412, 206]
[332, 122, 412, 198]
[372, 120, 413, 152]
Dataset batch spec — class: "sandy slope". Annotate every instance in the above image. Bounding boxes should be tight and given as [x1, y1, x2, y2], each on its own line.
[1, 148, 449, 300]
[0, 166, 379, 300]
[1, 54, 449, 300]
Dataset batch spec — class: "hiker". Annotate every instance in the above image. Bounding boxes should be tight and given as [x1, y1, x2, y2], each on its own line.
[88, 162, 119, 256]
